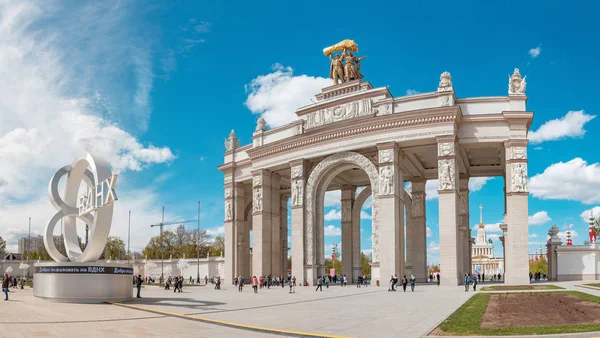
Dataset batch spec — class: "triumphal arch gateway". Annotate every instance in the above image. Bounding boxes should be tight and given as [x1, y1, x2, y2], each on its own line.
[219, 40, 533, 286]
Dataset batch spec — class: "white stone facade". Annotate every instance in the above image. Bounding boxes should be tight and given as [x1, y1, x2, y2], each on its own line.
[220, 72, 533, 286]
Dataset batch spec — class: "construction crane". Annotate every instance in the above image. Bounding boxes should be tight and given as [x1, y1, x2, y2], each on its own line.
[150, 206, 198, 282]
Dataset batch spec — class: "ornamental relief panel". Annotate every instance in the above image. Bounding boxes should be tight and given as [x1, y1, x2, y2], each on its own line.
[511, 147, 527, 160]
[438, 159, 456, 191]
[304, 98, 372, 129]
[378, 149, 393, 163]
[253, 176, 261, 187]
[379, 165, 394, 195]
[291, 179, 304, 207]
[225, 200, 233, 221]
[253, 187, 263, 212]
[291, 165, 303, 178]
[511, 162, 528, 193]
[437, 142, 455, 157]
[411, 193, 424, 217]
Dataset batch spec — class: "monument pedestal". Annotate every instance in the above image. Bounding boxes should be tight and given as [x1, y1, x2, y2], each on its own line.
[33, 262, 134, 303]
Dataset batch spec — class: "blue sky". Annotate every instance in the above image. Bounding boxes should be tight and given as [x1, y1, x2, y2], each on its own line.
[0, 1, 599, 265]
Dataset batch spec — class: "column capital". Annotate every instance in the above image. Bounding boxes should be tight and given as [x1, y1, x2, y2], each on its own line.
[251, 169, 272, 188]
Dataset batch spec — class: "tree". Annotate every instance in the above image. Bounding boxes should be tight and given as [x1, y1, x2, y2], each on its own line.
[209, 236, 225, 256]
[0, 237, 6, 258]
[324, 258, 342, 274]
[102, 236, 126, 260]
[529, 258, 548, 274]
[142, 226, 211, 259]
[360, 252, 371, 275]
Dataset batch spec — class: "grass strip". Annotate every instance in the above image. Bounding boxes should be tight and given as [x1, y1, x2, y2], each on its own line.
[436, 291, 600, 336]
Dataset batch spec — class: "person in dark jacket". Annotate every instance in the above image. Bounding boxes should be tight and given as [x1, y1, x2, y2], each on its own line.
[401, 275, 408, 292]
[136, 275, 143, 298]
[2, 274, 9, 300]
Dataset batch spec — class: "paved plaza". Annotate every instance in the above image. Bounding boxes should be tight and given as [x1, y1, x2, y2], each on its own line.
[2, 282, 474, 338]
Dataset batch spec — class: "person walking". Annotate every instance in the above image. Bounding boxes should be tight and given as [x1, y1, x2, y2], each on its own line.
[357, 275, 362, 288]
[343, 274, 347, 286]
[238, 276, 244, 292]
[473, 275, 478, 291]
[288, 278, 294, 294]
[410, 274, 416, 292]
[436, 273, 440, 286]
[325, 275, 330, 289]
[2, 274, 8, 301]
[315, 276, 323, 291]
[136, 274, 143, 298]
[401, 275, 408, 292]
[19, 277, 24, 290]
[464, 273, 471, 292]
[252, 276, 258, 293]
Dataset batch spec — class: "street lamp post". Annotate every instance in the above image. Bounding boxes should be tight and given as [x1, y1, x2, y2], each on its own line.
[197, 201, 200, 283]
[127, 210, 131, 264]
[27, 217, 31, 280]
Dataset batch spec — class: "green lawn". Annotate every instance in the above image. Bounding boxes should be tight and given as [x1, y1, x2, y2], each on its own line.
[480, 284, 563, 291]
[582, 283, 600, 288]
[436, 291, 600, 336]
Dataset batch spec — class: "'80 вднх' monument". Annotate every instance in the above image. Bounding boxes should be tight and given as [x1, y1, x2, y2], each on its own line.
[219, 40, 533, 287]
[33, 153, 133, 303]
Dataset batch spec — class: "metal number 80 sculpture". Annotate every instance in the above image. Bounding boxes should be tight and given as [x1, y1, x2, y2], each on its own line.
[45, 153, 118, 263]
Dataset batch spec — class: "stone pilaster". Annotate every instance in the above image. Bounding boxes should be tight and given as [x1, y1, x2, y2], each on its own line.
[546, 226, 562, 281]
[281, 196, 289, 277]
[409, 178, 427, 282]
[504, 140, 529, 284]
[290, 160, 307, 285]
[271, 174, 281, 277]
[375, 142, 404, 284]
[341, 185, 356, 279]
[458, 176, 470, 282]
[252, 169, 272, 277]
[437, 136, 460, 285]
[225, 182, 245, 284]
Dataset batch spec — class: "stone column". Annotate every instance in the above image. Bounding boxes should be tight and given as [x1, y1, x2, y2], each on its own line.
[341, 185, 356, 279]
[252, 170, 272, 277]
[500, 223, 507, 277]
[225, 182, 245, 284]
[437, 136, 460, 286]
[290, 160, 307, 285]
[469, 237, 474, 274]
[504, 141, 529, 284]
[546, 226, 562, 281]
[458, 176, 470, 282]
[271, 174, 281, 276]
[281, 196, 289, 277]
[410, 178, 427, 282]
[375, 142, 404, 284]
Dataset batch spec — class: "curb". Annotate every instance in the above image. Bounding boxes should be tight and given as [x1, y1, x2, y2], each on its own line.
[424, 332, 600, 338]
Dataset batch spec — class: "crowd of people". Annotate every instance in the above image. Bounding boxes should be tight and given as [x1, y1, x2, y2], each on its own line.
[388, 274, 416, 292]
[1, 274, 26, 301]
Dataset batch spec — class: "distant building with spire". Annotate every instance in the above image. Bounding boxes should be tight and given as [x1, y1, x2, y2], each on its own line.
[471, 205, 504, 277]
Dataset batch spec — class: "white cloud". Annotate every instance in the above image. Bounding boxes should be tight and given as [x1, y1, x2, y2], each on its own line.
[245, 64, 330, 128]
[205, 226, 225, 237]
[324, 209, 342, 221]
[426, 227, 432, 238]
[406, 89, 419, 95]
[529, 158, 600, 203]
[324, 190, 341, 208]
[557, 230, 578, 243]
[469, 177, 493, 192]
[361, 249, 372, 257]
[487, 234, 500, 242]
[529, 241, 546, 246]
[360, 211, 372, 220]
[405, 178, 492, 201]
[528, 45, 542, 58]
[0, 2, 175, 250]
[324, 225, 341, 237]
[199, 156, 206, 161]
[474, 223, 503, 233]
[529, 233, 539, 238]
[528, 111, 596, 144]
[427, 242, 440, 254]
[528, 211, 551, 226]
[580, 206, 600, 224]
[362, 196, 372, 210]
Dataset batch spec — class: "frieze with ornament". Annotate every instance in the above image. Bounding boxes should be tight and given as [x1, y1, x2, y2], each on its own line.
[511, 147, 527, 160]
[304, 98, 372, 129]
